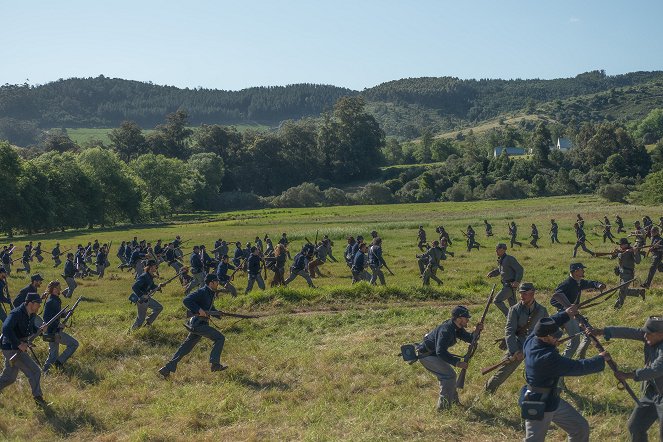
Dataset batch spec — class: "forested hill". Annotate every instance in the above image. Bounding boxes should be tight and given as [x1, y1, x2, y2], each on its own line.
[2, 70, 663, 139]
[0, 76, 356, 128]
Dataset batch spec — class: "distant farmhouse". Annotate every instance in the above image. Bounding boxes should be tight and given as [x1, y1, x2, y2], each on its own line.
[555, 137, 573, 152]
[493, 146, 526, 158]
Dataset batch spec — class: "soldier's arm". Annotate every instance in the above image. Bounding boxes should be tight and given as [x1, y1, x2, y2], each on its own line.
[504, 308, 519, 354]
[603, 326, 645, 342]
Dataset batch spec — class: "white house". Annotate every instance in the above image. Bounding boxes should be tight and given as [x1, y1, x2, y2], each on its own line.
[555, 138, 573, 152]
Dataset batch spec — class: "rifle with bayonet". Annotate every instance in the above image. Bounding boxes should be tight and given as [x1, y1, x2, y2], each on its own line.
[594, 244, 654, 258]
[575, 279, 635, 309]
[457, 283, 496, 389]
[60, 296, 83, 328]
[552, 289, 641, 406]
[9, 305, 69, 366]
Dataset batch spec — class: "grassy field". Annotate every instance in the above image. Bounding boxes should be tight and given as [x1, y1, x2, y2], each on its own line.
[65, 124, 271, 146]
[0, 195, 662, 441]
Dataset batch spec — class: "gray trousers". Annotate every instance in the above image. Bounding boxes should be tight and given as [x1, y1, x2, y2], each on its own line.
[284, 269, 314, 287]
[644, 255, 662, 287]
[494, 284, 517, 316]
[369, 265, 385, 285]
[0, 350, 42, 397]
[53, 256, 62, 267]
[245, 273, 265, 293]
[44, 331, 79, 370]
[169, 261, 183, 274]
[132, 297, 163, 329]
[616, 269, 643, 307]
[628, 392, 663, 442]
[63, 276, 77, 298]
[422, 266, 443, 286]
[218, 282, 237, 297]
[164, 321, 225, 372]
[419, 355, 458, 407]
[134, 261, 145, 278]
[185, 271, 205, 294]
[352, 270, 371, 284]
[573, 242, 594, 257]
[561, 318, 590, 359]
[524, 398, 589, 442]
[485, 356, 522, 393]
[18, 260, 30, 273]
[96, 264, 107, 278]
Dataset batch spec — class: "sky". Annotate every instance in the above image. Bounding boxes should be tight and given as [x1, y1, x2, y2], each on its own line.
[1, 0, 662, 91]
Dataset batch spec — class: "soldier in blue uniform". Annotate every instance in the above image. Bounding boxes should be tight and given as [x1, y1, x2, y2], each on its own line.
[0, 292, 47, 406]
[550, 219, 561, 244]
[216, 255, 237, 297]
[62, 253, 77, 298]
[96, 244, 109, 278]
[52, 243, 63, 267]
[551, 263, 605, 360]
[245, 247, 265, 294]
[130, 260, 164, 330]
[232, 242, 244, 268]
[509, 222, 523, 248]
[42, 281, 79, 372]
[529, 224, 540, 249]
[16, 244, 32, 274]
[284, 247, 316, 288]
[13, 273, 44, 308]
[642, 226, 662, 289]
[351, 243, 370, 283]
[0, 267, 11, 323]
[595, 316, 663, 441]
[159, 274, 227, 377]
[344, 237, 356, 267]
[186, 245, 205, 294]
[520, 307, 609, 441]
[573, 222, 594, 258]
[417, 305, 484, 410]
[417, 226, 427, 251]
[368, 237, 386, 285]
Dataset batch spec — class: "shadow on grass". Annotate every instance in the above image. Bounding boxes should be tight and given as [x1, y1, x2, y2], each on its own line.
[68, 364, 104, 386]
[229, 371, 291, 392]
[42, 405, 104, 436]
[466, 405, 523, 432]
[564, 388, 633, 415]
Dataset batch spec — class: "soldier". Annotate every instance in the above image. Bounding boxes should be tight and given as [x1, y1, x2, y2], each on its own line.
[351, 243, 371, 283]
[33, 242, 43, 263]
[351, 235, 364, 258]
[309, 241, 327, 279]
[186, 245, 205, 294]
[487, 243, 524, 316]
[484, 220, 493, 237]
[602, 216, 616, 243]
[418, 240, 445, 286]
[642, 226, 662, 289]
[232, 242, 243, 268]
[13, 274, 44, 308]
[245, 247, 265, 294]
[213, 238, 222, 261]
[611, 238, 646, 309]
[594, 316, 663, 441]
[217, 240, 229, 261]
[0, 267, 11, 323]
[520, 307, 609, 441]
[485, 282, 548, 393]
[216, 255, 237, 297]
[1, 245, 13, 274]
[509, 222, 523, 248]
[128, 244, 146, 279]
[370, 230, 379, 240]
[417, 226, 427, 252]
[130, 260, 164, 330]
[576, 213, 585, 229]
[551, 263, 605, 360]
[278, 233, 291, 259]
[159, 274, 227, 378]
[550, 219, 561, 244]
[644, 216, 654, 237]
[368, 237, 386, 286]
[52, 243, 63, 268]
[284, 247, 316, 288]
[437, 226, 452, 246]
[573, 222, 594, 258]
[16, 244, 31, 274]
[254, 236, 263, 254]
[62, 253, 77, 298]
[96, 244, 109, 278]
[322, 235, 338, 263]
[0, 292, 48, 407]
[42, 281, 79, 373]
[417, 305, 483, 410]
[439, 236, 454, 258]
[529, 224, 540, 249]
[465, 225, 480, 252]
[268, 244, 287, 287]
[615, 215, 626, 233]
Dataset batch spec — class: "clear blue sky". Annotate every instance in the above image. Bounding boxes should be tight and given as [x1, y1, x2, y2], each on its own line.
[1, 0, 661, 91]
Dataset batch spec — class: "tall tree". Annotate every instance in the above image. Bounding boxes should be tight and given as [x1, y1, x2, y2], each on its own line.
[147, 110, 193, 160]
[109, 120, 147, 162]
[530, 122, 552, 167]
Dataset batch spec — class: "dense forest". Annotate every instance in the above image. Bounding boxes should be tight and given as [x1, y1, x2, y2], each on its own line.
[2, 71, 663, 145]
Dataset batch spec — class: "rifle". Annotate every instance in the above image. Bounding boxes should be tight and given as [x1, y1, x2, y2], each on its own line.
[551, 292, 641, 406]
[201, 310, 260, 320]
[577, 279, 635, 309]
[130, 271, 183, 303]
[457, 283, 496, 389]
[481, 331, 585, 376]
[304, 237, 313, 245]
[53, 247, 72, 258]
[594, 245, 653, 258]
[226, 258, 247, 283]
[382, 261, 395, 276]
[314, 230, 319, 246]
[61, 296, 83, 327]
[9, 305, 68, 366]
[459, 230, 468, 238]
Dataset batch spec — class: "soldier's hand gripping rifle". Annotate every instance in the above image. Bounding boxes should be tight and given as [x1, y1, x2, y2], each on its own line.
[9, 305, 68, 366]
[551, 290, 642, 406]
[457, 283, 496, 389]
[60, 296, 83, 329]
[481, 332, 584, 375]
[130, 271, 183, 303]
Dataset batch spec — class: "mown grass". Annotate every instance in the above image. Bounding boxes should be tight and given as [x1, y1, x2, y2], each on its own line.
[0, 195, 661, 441]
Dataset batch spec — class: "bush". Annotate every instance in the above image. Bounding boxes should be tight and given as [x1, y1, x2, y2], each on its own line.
[217, 191, 265, 210]
[597, 184, 629, 203]
[353, 183, 394, 205]
[484, 180, 528, 200]
[323, 187, 351, 206]
[271, 182, 325, 208]
[632, 170, 663, 205]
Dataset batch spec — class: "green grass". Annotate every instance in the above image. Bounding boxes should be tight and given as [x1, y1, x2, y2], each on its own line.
[1, 195, 662, 440]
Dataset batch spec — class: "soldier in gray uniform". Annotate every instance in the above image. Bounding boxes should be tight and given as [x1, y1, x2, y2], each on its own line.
[595, 316, 663, 441]
[487, 243, 524, 316]
[417, 226, 427, 251]
[612, 238, 646, 309]
[485, 282, 548, 393]
[418, 241, 445, 286]
[550, 219, 561, 244]
[509, 222, 523, 248]
[367, 237, 386, 286]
